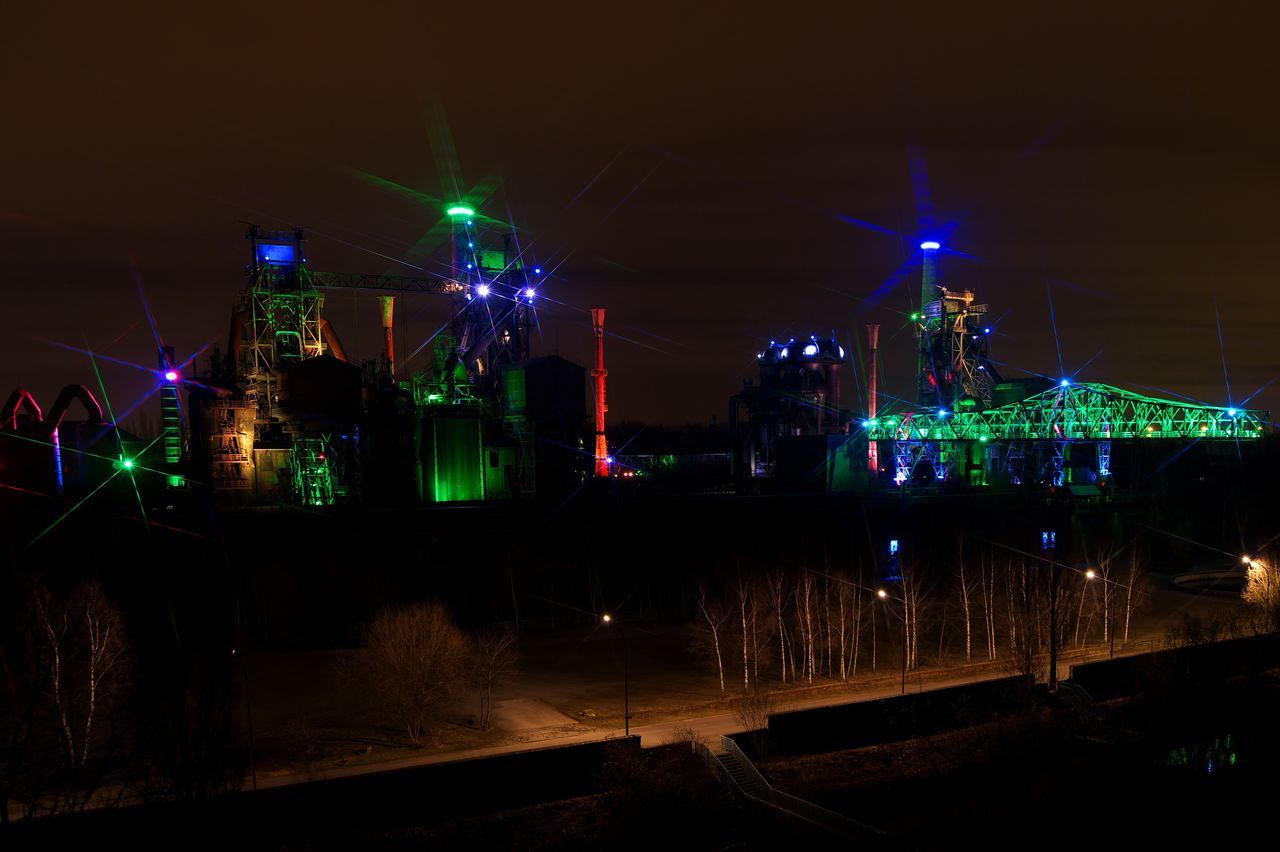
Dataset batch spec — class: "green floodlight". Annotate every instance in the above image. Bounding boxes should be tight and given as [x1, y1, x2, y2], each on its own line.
[118, 458, 134, 471]
[446, 205, 475, 217]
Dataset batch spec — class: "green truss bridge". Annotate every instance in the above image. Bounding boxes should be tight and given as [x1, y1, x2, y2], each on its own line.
[865, 382, 1268, 443]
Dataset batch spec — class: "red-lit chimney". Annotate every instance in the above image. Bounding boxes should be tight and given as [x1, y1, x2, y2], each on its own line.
[591, 308, 609, 477]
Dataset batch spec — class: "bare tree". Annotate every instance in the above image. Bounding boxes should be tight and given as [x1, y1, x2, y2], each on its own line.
[749, 578, 771, 684]
[981, 551, 998, 661]
[362, 601, 470, 746]
[1006, 560, 1038, 678]
[733, 568, 753, 693]
[900, 561, 932, 670]
[798, 571, 817, 683]
[1242, 550, 1280, 634]
[1123, 548, 1147, 642]
[1097, 547, 1118, 650]
[8, 580, 132, 817]
[766, 569, 790, 683]
[956, 538, 978, 663]
[834, 570, 859, 680]
[471, 626, 519, 731]
[692, 580, 731, 696]
[731, 687, 777, 767]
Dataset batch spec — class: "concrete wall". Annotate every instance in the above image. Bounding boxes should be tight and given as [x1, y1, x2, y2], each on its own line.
[765, 675, 1034, 756]
[7, 736, 640, 846]
[1068, 633, 1280, 701]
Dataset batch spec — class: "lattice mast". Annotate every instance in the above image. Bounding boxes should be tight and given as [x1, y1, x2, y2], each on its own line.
[239, 227, 324, 408]
[157, 346, 185, 477]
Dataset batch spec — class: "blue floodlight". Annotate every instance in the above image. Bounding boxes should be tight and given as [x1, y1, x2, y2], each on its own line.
[476, 284, 490, 297]
[920, 240, 941, 251]
[257, 243, 295, 264]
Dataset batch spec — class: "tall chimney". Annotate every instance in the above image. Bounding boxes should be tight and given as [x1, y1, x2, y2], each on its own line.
[920, 240, 940, 314]
[917, 240, 941, 406]
[591, 308, 609, 477]
[446, 203, 475, 281]
[866, 323, 879, 476]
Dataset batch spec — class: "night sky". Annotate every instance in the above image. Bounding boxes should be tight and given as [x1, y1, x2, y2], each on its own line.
[3, 4, 1276, 428]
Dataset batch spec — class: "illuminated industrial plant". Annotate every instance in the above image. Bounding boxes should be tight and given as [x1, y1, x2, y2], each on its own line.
[174, 207, 587, 509]
[729, 239, 1269, 492]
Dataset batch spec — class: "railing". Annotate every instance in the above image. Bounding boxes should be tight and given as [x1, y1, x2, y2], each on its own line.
[694, 735, 884, 842]
[692, 740, 802, 833]
[719, 735, 883, 842]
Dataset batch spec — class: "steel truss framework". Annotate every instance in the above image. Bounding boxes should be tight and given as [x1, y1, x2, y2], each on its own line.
[290, 435, 334, 507]
[868, 382, 1268, 443]
[244, 265, 324, 380]
[310, 271, 463, 296]
[917, 288, 1000, 408]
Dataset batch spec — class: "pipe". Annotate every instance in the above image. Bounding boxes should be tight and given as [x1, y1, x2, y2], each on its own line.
[318, 317, 349, 362]
[1, 387, 42, 430]
[41, 384, 105, 438]
[379, 295, 396, 377]
[460, 328, 497, 377]
[228, 307, 249, 376]
[592, 308, 609, 477]
[867, 324, 879, 475]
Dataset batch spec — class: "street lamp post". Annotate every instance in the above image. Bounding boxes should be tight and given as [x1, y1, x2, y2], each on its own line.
[878, 590, 907, 695]
[602, 614, 629, 737]
[231, 648, 257, 791]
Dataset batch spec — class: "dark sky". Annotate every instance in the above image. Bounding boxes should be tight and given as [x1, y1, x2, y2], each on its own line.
[3, 3, 1277, 427]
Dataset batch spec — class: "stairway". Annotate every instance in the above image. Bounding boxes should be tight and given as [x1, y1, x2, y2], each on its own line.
[711, 743, 763, 798]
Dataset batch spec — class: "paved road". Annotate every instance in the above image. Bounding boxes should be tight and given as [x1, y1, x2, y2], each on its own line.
[256, 646, 1132, 790]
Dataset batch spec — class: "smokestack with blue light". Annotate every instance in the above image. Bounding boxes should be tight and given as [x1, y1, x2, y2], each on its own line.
[920, 240, 940, 311]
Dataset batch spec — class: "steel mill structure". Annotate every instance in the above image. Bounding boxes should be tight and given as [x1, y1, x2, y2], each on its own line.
[184, 208, 588, 508]
[732, 240, 1269, 494]
[729, 333, 855, 488]
[4, 213, 1271, 511]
